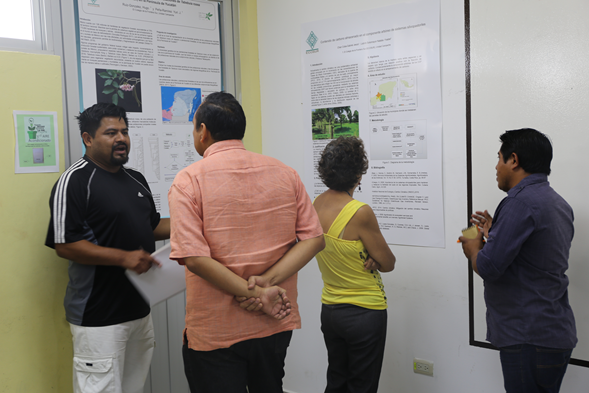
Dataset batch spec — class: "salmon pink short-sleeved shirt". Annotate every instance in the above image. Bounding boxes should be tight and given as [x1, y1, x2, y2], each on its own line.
[168, 140, 322, 351]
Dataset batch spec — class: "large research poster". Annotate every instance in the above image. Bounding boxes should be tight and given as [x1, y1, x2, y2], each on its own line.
[302, 0, 444, 247]
[75, 0, 222, 216]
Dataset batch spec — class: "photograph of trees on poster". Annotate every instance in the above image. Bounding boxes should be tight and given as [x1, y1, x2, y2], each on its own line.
[312, 106, 359, 140]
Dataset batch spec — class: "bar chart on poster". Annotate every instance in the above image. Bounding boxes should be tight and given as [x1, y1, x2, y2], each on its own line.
[468, 0, 589, 366]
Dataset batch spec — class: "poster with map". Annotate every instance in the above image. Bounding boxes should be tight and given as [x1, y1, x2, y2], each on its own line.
[75, 0, 221, 216]
[301, 0, 444, 247]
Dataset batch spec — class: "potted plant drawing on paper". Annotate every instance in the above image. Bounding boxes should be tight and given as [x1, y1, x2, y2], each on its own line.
[27, 118, 38, 140]
[95, 69, 142, 112]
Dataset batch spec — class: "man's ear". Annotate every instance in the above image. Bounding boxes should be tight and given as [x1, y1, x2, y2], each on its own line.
[200, 124, 212, 144]
[82, 132, 92, 148]
[510, 152, 521, 169]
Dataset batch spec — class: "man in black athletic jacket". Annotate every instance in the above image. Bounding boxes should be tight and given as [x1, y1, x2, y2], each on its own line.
[46, 103, 169, 393]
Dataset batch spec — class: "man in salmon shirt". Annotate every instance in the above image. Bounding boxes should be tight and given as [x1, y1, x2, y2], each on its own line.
[168, 92, 325, 393]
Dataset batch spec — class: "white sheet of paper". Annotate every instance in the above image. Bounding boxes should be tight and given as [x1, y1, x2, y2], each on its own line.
[125, 243, 186, 307]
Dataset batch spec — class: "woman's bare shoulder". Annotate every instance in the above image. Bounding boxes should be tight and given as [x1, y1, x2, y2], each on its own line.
[353, 203, 376, 223]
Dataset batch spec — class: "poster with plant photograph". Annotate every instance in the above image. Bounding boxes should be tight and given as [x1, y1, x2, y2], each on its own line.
[75, 0, 222, 216]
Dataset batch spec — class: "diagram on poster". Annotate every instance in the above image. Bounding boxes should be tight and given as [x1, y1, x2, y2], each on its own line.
[130, 135, 145, 173]
[369, 120, 427, 160]
[148, 137, 161, 180]
[162, 131, 197, 181]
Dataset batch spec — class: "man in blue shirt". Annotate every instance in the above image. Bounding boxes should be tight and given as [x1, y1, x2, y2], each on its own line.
[460, 128, 576, 393]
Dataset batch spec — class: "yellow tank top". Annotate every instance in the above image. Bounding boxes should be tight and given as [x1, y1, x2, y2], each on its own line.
[315, 199, 387, 310]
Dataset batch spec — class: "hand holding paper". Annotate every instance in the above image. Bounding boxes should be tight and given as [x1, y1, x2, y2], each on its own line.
[125, 243, 186, 307]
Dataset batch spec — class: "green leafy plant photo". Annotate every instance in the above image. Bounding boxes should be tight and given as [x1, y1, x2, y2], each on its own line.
[98, 70, 141, 107]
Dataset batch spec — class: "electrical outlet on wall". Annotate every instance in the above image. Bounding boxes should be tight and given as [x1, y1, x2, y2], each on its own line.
[413, 358, 434, 376]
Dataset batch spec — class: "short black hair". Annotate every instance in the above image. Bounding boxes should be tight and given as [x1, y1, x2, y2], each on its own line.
[77, 103, 128, 141]
[195, 92, 246, 141]
[317, 136, 369, 191]
[499, 128, 552, 175]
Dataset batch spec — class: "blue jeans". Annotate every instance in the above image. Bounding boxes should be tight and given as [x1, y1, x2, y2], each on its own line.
[499, 344, 572, 393]
[321, 304, 387, 393]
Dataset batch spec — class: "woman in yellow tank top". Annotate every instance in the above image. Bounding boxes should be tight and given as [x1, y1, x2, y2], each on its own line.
[314, 137, 396, 393]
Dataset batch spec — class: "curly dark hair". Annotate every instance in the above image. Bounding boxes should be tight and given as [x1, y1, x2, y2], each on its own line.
[317, 136, 369, 192]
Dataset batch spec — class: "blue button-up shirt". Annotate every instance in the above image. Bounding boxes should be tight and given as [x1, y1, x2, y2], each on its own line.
[477, 173, 577, 349]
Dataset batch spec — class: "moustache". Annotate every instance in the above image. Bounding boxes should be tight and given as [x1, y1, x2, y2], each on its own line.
[112, 142, 128, 152]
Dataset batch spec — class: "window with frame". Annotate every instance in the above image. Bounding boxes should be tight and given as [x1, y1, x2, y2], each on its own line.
[0, 0, 53, 52]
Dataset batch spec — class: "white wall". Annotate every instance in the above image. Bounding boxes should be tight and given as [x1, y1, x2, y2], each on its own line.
[469, 0, 589, 362]
[255, 0, 589, 392]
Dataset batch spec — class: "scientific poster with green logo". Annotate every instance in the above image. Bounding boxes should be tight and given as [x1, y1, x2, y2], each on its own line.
[74, 0, 221, 216]
[13, 111, 59, 173]
[301, 0, 444, 247]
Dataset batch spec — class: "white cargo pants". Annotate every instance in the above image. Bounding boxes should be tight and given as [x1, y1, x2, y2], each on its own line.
[70, 314, 155, 393]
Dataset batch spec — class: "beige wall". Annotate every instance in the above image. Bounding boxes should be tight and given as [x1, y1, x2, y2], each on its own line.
[0, 50, 71, 392]
[239, 0, 263, 154]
